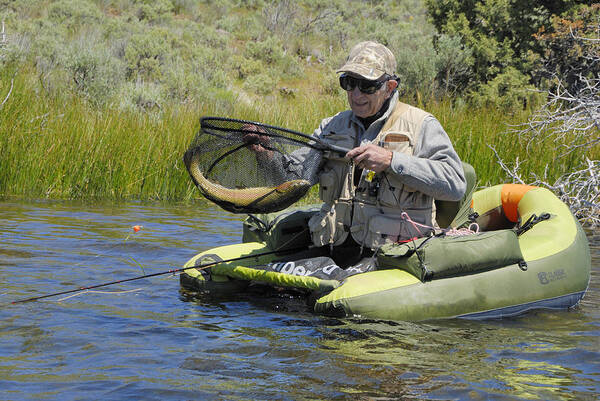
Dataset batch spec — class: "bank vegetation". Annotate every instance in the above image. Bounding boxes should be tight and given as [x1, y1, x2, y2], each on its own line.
[0, 1, 597, 225]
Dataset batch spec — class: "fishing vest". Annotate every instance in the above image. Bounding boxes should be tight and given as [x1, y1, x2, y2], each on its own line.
[308, 100, 434, 250]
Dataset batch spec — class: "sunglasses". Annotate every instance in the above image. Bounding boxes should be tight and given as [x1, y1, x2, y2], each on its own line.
[339, 74, 388, 94]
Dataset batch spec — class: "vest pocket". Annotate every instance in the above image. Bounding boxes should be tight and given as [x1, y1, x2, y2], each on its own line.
[378, 174, 417, 207]
[364, 213, 429, 248]
[382, 131, 412, 154]
[319, 167, 341, 204]
[351, 204, 401, 249]
[368, 214, 402, 248]
[308, 202, 350, 247]
[352, 204, 433, 249]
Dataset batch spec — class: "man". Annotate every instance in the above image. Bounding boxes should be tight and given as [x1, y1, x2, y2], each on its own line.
[306, 41, 466, 263]
[248, 41, 466, 265]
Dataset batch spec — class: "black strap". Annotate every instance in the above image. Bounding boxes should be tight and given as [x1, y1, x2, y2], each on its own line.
[246, 214, 270, 232]
[468, 212, 479, 222]
[515, 213, 551, 236]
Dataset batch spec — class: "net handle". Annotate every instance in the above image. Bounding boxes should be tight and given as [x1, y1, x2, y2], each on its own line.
[200, 116, 351, 155]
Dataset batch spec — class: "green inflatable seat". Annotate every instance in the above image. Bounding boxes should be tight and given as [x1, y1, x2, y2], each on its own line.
[434, 162, 477, 229]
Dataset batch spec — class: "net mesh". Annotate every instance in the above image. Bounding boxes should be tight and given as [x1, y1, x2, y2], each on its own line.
[183, 117, 330, 214]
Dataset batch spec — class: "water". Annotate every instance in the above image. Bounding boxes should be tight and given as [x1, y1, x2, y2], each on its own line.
[1, 200, 598, 400]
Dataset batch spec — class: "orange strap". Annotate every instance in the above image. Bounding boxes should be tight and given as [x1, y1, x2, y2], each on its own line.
[501, 184, 535, 222]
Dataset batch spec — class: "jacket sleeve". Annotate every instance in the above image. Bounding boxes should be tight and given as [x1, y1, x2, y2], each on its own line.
[388, 116, 466, 201]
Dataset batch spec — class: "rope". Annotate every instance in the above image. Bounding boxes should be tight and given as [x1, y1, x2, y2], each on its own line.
[444, 223, 480, 236]
[399, 210, 480, 240]
[400, 211, 433, 236]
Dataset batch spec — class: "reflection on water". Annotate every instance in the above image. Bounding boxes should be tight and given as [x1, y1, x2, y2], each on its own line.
[0, 200, 598, 400]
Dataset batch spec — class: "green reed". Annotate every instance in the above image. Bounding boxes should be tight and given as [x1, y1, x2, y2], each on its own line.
[0, 69, 593, 202]
[430, 99, 597, 188]
[0, 70, 197, 200]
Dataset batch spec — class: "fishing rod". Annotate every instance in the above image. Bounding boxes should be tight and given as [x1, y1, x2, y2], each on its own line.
[10, 246, 306, 305]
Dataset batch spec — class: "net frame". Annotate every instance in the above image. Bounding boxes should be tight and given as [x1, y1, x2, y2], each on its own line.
[183, 116, 351, 214]
[200, 116, 350, 155]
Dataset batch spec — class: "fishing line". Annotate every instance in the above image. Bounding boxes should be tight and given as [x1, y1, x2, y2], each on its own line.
[8, 246, 307, 305]
[56, 287, 144, 302]
[69, 224, 145, 270]
[9, 204, 312, 305]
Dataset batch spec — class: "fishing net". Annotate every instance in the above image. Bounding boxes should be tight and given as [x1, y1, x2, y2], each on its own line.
[183, 117, 348, 214]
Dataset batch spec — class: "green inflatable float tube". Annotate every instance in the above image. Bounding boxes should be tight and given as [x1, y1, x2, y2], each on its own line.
[180, 182, 591, 321]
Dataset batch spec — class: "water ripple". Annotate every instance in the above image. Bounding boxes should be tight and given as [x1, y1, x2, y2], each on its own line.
[0, 200, 598, 400]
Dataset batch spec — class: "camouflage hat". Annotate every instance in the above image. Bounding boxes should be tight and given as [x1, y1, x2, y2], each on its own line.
[336, 41, 397, 80]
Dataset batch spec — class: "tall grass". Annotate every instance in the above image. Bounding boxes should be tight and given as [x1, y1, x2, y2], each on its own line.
[431, 98, 598, 188]
[0, 68, 198, 200]
[0, 67, 594, 202]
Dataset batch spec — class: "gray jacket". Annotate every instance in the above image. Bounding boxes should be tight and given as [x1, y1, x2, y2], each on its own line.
[293, 92, 466, 201]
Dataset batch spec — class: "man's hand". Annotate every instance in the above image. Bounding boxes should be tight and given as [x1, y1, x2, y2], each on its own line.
[242, 124, 273, 160]
[346, 144, 392, 173]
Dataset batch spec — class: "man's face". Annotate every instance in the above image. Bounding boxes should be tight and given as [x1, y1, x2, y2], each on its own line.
[346, 76, 397, 118]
